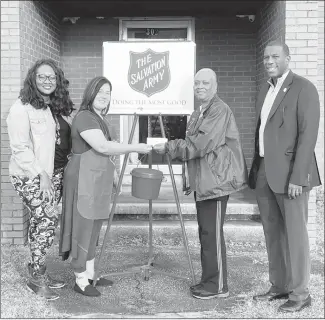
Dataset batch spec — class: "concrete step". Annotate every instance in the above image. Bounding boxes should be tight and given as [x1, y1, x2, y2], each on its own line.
[113, 185, 259, 221]
[58, 186, 259, 221]
[114, 202, 259, 217]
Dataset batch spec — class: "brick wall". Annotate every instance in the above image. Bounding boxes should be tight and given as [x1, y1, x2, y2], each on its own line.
[196, 17, 257, 168]
[1, 1, 21, 117]
[256, 1, 286, 91]
[60, 16, 257, 168]
[60, 18, 120, 138]
[285, 0, 322, 247]
[1, 0, 24, 244]
[253, 1, 321, 247]
[1, 1, 60, 244]
[2, 2, 323, 245]
[317, 0, 324, 187]
[20, 1, 61, 79]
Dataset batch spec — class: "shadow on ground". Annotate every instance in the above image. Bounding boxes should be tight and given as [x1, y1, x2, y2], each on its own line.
[2, 221, 324, 318]
[45, 246, 267, 316]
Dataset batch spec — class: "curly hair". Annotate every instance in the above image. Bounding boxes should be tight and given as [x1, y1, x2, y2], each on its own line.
[19, 59, 74, 116]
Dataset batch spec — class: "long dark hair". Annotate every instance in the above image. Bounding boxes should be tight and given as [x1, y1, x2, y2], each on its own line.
[79, 76, 113, 138]
[79, 76, 112, 116]
[19, 59, 74, 116]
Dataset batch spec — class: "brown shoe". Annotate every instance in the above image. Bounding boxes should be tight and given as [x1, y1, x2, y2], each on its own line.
[27, 265, 59, 301]
[253, 291, 289, 301]
[278, 295, 311, 313]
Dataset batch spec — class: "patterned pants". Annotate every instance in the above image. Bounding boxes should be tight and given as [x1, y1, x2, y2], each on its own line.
[10, 168, 64, 271]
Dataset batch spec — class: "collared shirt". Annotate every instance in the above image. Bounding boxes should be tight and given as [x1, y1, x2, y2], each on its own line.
[7, 99, 56, 179]
[259, 70, 290, 157]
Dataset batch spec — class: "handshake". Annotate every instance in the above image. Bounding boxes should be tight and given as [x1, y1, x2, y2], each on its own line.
[153, 143, 167, 154]
[135, 143, 166, 154]
[135, 138, 168, 155]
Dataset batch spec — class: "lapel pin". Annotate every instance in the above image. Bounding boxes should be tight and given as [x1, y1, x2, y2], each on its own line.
[283, 88, 287, 92]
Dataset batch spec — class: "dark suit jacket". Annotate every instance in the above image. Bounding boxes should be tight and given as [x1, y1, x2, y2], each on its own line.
[249, 70, 321, 193]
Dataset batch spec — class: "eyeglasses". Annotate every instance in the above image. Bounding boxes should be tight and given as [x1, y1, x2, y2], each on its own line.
[36, 74, 57, 83]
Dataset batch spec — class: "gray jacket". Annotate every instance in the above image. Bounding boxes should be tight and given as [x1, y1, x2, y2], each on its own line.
[166, 95, 248, 201]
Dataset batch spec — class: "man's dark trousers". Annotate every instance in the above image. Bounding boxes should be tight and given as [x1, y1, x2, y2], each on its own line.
[256, 158, 310, 301]
[195, 193, 229, 293]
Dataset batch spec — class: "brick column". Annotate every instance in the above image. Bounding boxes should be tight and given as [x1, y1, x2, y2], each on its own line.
[285, 0, 323, 247]
[1, 1, 61, 244]
[317, 1, 324, 186]
[1, 1, 28, 244]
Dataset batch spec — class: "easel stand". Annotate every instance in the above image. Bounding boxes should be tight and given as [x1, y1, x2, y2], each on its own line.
[93, 113, 196, 286]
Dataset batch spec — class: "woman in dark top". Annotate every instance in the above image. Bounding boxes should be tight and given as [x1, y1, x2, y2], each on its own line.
[7, 59, 74, 301]
[59, 76, 152, 297]
[54, 115, 72, 171]
[51, 110, 73, 207]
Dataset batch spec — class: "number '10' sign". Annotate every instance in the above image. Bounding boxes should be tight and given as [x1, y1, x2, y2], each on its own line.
[146, 28, 159, 36]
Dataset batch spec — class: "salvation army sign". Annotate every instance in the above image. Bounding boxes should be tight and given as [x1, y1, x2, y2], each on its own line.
[128, 49, 170, 97]
[103, 41, 195, 115]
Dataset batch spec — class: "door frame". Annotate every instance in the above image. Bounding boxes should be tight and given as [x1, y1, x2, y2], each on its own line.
[118, 16, 195, 175]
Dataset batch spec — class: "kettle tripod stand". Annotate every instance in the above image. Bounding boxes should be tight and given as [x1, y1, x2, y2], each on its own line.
[93, 113, 196, 285]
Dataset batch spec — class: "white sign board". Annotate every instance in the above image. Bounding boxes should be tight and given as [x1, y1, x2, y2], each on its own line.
[103, 41, 195, 115]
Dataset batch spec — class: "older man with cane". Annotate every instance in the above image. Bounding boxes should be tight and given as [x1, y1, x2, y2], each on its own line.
[154, 68, 248, 299]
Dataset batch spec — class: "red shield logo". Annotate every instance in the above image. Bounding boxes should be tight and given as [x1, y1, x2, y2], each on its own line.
[128, 49, 170, 97]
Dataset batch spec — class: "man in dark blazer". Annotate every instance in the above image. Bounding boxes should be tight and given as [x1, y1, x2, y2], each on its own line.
[249, 40, 321, 313]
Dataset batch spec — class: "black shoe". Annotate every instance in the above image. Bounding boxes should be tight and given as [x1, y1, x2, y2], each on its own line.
[253, 291, 289, 301]
[278, 295, 311, 313]
[190, 283, 203, 292]
[74, 283, 101, 297]
[89, 277, 113, 287]
[192, 288, 229, 300]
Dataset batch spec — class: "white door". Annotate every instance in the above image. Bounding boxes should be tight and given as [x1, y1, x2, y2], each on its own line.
[119, 17, 195, 177]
